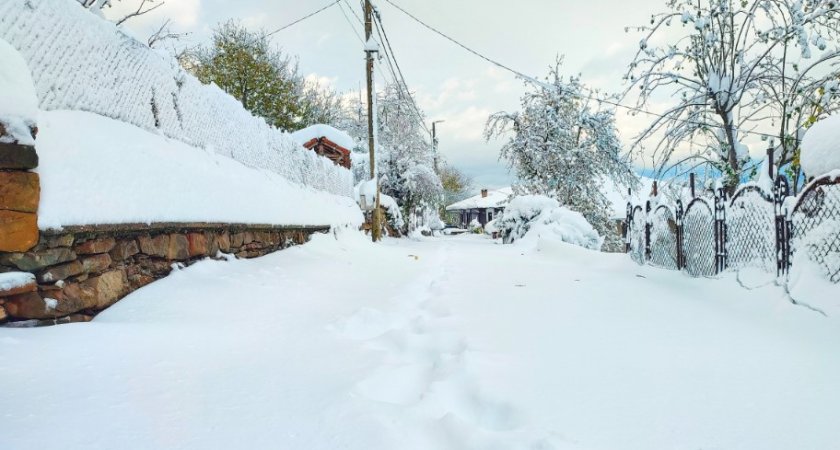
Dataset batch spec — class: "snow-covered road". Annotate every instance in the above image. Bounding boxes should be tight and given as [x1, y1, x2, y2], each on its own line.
[2, 232, 839, 450]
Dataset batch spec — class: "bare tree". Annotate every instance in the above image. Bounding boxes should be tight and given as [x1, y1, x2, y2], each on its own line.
[115, 0, 165, 26]
[625, 0, 840, 192]
[147, 19, 190, 48]
[76, 0, 165, 26]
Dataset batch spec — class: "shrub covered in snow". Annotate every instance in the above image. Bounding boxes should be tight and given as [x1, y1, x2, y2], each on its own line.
[801, 115, 840, 178]
[0, 0, 352, 197]
[468, 218, 483, 233]
[353, 179, 405, 232]
[497, 195, 603, 251]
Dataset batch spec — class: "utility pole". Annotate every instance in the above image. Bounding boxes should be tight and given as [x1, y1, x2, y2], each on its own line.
[431, 120, 445, 173]
[364, 0, 382, 242]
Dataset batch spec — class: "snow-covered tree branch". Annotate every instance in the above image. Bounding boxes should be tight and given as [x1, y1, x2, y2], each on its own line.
[486, 59, 638, 251]
[625, 0, 840, 191]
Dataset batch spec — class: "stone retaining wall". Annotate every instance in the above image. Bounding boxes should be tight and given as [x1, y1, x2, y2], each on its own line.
[0, 223, 329, 326]
[0, 136, 40, 253]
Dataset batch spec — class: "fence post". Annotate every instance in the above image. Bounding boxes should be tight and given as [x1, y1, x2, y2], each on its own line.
[625, 204, 632, 253]
[774, 174, 791, 277]
[645, 200, 652, 262]
[690, 173, 696, 198]
[714, 188, 728, 274]
[676, 199, 684, 270]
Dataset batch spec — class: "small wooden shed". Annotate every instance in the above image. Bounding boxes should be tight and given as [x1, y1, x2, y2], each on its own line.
[290, 124, 356, 169]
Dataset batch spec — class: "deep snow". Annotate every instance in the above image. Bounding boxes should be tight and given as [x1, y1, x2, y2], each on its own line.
[0, 38, 37, 145]
[801, 114, 840, 177]
[34, 110, 362, 229]
[1, 233, 839, 450]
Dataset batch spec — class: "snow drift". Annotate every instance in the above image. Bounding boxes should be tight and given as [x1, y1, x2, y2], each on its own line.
[0, 38, 37, 146]
[0, 0, 352, 197]
[35, 111, 362, 229]
[497, 195, 603, 250]
[801, 114, 840, 177]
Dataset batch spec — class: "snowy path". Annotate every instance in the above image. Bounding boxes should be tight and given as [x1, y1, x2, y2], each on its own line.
[1, 232, 839, 450]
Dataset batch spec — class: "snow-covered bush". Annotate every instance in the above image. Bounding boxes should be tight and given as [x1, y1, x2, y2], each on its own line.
[485, 60, 635, 252]
[0, 0, 353, 197]
[497, 195, 603, 251]
[801, 115, 840, 178]
[0, 38, 37, 146]
[353, 179, 405, 233]
[468, 218, 483, 234]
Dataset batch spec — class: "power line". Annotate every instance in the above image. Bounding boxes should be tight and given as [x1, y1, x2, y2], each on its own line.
[335, 0, 365, 43]
[342, 0, 429, 134]
[267, 0, 341, 36]
[337, 0, 398, 87]
[380, 0, 539, 83]
[373, 10, 430, 134]
[380, 0, 780, 142]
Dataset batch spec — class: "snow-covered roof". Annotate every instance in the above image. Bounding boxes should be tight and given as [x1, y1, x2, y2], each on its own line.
[801, 115, 840, 177]
[290, 124, 357, 151]
[446, 188, 513, 211]
[446, 178, 655, 218]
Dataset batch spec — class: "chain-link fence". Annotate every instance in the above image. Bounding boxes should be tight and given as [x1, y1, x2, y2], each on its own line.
[625, 172, 840, 286]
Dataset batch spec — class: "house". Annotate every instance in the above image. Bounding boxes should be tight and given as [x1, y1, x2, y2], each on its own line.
[290, 124, 356, 169]
[445, 187, 512, 228]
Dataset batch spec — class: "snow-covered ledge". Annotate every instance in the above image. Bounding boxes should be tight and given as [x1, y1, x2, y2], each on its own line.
[0, 224, 332, 326]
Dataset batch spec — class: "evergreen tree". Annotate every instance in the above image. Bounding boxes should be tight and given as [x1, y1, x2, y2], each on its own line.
[186, 21, 302, 132]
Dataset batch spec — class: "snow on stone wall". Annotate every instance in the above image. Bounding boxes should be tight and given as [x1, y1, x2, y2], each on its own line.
[0, 0, 353, 198]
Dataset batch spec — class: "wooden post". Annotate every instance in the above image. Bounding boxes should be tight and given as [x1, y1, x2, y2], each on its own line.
[364, 0, 382, 242]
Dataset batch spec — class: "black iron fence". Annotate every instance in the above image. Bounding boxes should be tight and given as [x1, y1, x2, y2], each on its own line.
[626, 169, 840, 284]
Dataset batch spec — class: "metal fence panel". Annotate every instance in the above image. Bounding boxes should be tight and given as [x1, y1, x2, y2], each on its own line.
[649, 205, 678, 269]
[630, 206, 646, 265]
[683, 198, 716, 277]
[727, 187, 776, 273]
[790, 175, 840, 283]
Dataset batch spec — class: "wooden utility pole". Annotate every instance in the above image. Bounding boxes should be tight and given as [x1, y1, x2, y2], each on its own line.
[365, 0, 382, 242]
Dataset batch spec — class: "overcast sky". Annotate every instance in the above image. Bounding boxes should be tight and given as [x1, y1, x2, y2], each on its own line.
[110, 0, 669, 191]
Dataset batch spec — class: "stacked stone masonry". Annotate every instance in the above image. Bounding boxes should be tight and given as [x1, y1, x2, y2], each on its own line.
[0, 225, 327, 326]
[0, 137, 40, 253]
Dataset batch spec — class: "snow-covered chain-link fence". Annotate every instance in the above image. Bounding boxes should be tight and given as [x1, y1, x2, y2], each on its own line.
[0, 0, 353, 198]
[626, 171, 840, 286]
